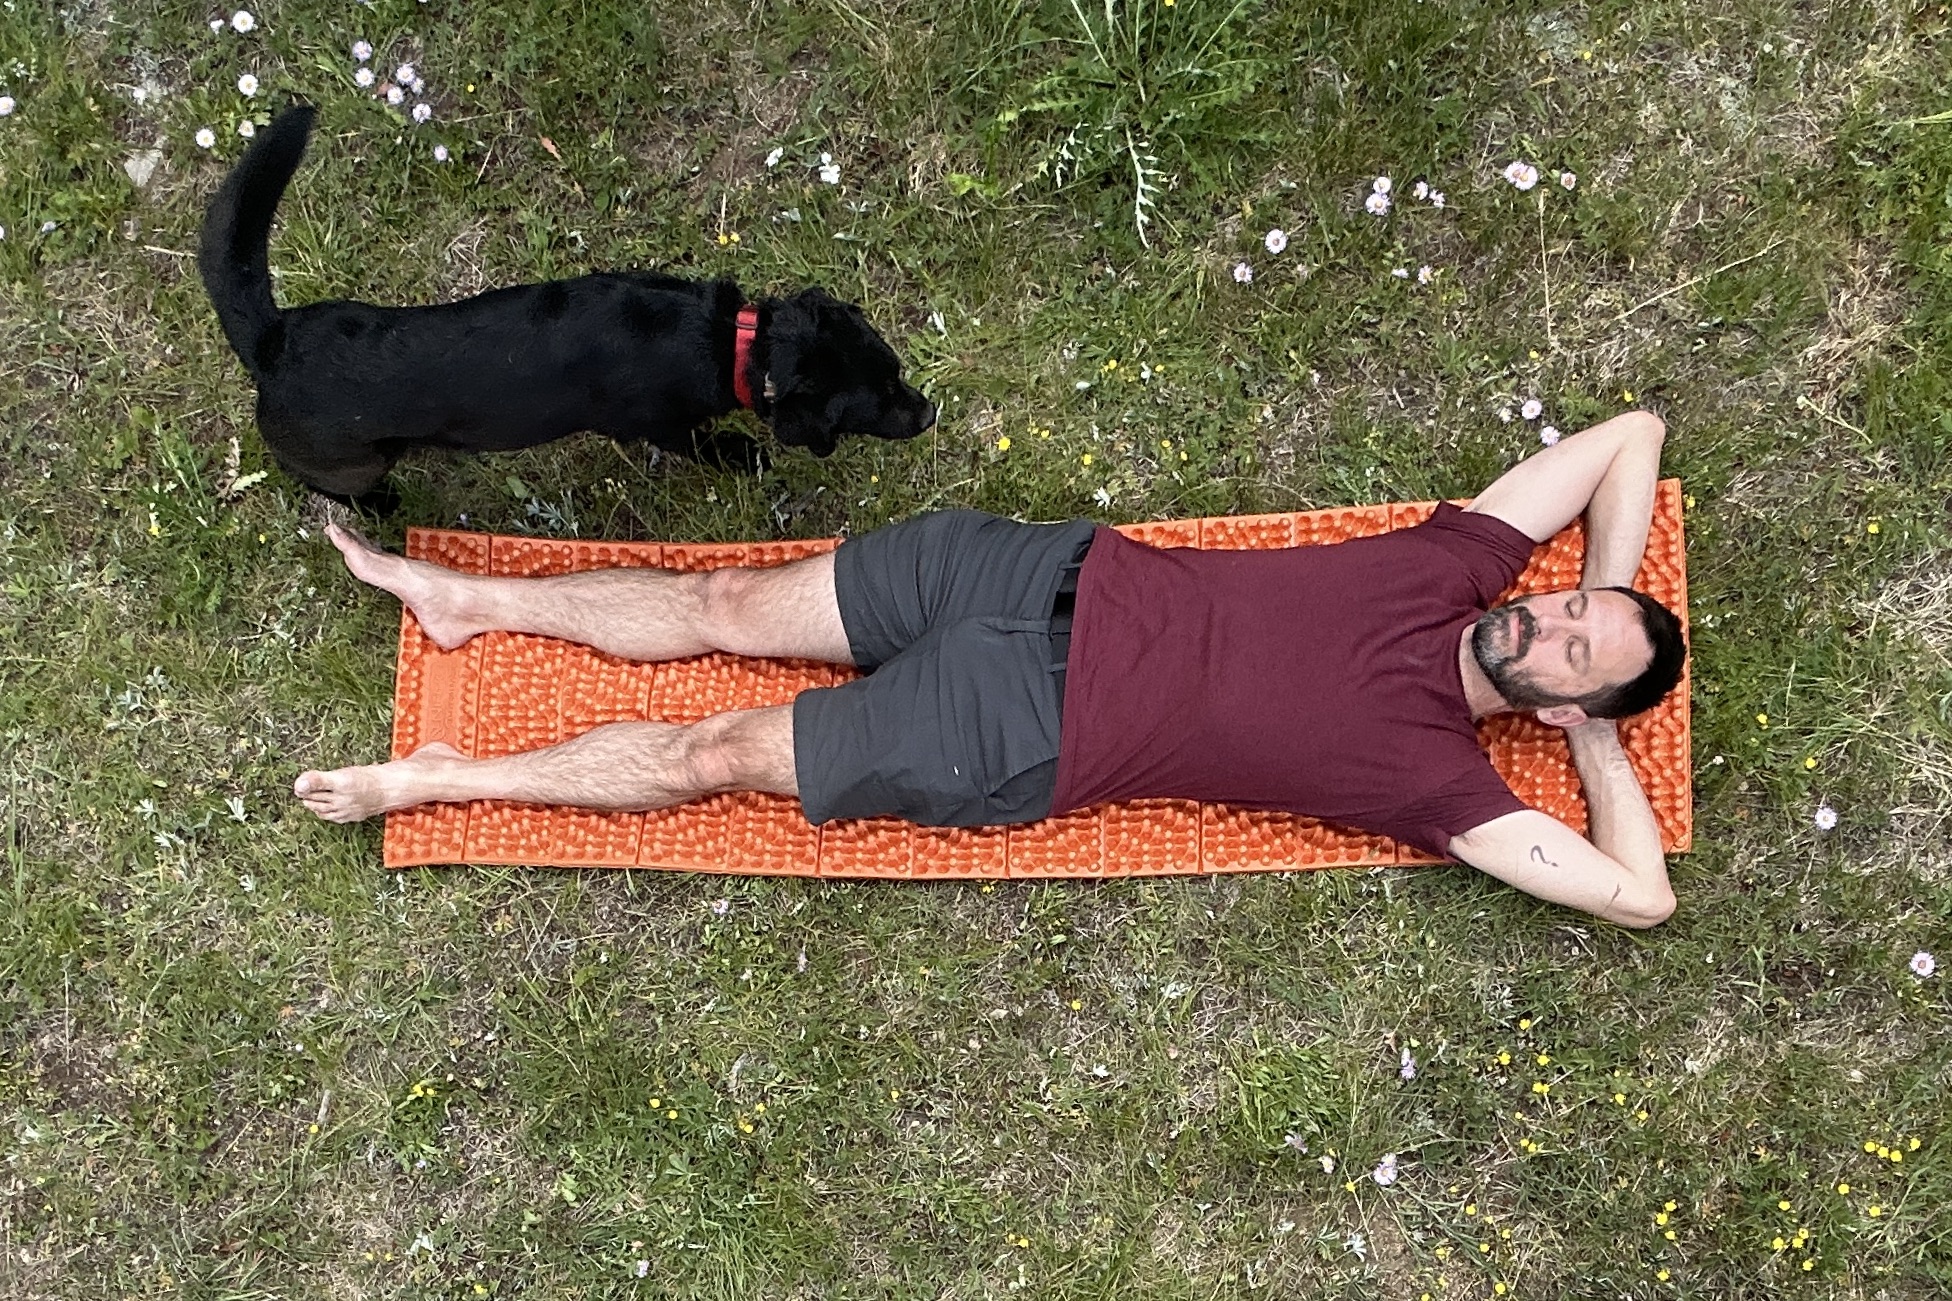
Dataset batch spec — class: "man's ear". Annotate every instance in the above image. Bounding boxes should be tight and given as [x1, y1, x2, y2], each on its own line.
[1536, 702, 1591, 729]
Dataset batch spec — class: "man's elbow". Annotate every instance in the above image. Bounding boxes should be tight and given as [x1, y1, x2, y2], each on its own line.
[1612, 884, 1676, 929]
[1626, 409, 1666, 446]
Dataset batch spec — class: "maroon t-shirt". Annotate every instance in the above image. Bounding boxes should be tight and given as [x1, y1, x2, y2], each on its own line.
[1049, 504, 1536, 856]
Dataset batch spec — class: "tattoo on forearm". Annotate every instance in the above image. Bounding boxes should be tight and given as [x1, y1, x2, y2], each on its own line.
[1529, 844, 1561, 870]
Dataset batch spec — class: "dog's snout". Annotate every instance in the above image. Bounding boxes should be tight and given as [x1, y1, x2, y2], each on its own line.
[918, 402, 938, 432]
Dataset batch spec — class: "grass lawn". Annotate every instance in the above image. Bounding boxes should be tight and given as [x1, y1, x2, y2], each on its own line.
[2, 0, 1949, 1296]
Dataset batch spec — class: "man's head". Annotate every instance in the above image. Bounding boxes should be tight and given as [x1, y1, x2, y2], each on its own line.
[1471, 587, 1686, 726]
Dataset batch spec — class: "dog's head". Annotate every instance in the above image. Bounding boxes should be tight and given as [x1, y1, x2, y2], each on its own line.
[764, 288, 936, 457]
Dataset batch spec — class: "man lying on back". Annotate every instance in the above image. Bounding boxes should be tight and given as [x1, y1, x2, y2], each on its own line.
[297, 410, 1685, 927]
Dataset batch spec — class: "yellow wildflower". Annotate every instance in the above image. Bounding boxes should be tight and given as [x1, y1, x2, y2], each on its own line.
[1836, 1183, 1849, 1195]
[996, 436, 1011, 451]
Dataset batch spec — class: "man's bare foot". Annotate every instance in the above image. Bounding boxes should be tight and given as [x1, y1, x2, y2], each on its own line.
[326, 522, 491, 650]
[294, 741, 467, 822]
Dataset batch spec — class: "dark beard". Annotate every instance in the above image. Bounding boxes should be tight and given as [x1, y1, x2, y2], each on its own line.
[1471, 604, 1555, 709]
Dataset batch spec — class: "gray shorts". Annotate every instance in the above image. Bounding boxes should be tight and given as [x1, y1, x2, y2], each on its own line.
[793, 510, 1096, 826]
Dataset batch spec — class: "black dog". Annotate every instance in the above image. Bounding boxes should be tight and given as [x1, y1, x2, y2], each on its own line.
[198, 106, 936, 507]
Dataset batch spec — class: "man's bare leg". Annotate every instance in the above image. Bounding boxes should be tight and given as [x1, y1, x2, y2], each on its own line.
[325, 522, 852, 663]
[293, 705, 797, 823]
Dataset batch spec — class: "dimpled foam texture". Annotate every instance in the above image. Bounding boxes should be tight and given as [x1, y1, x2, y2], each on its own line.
[383, 480, 1691, 873]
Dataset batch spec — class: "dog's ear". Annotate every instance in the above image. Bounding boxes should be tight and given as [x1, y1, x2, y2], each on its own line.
[764, 290, 845, 457]
[770, 391, 842, 457]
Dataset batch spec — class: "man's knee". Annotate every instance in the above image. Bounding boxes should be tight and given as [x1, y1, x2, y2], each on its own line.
[676, 709, 794, 797]
[696, 567, 765, 641]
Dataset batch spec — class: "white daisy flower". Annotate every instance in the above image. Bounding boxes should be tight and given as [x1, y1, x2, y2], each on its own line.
[1391, 267, 1409, 279]
[210, 18, 224, 33]
[433, 144, 450, 162]
[1520, 398, 1543, 420]
[1371, 175, 1392, 195]
[237, 119, 255, 138]
[411, 102, 432, 123]
[195, 126, 216, 148]
[1411, 180, 1428, 201]
[1429, 190, 1446, 209]
[1364, 191, 1391, 216]
[395, 63, 417, 85]
[0, 96, 14, 117]
[352, 40, 373, 62]
[1814, 803, 1838, 830]
[1911, 951, 1936, 978]
[1540, 425, 1561, 446]
[765, 146, 784, 168]
[230, 10, 255, 33]
[386, 84, 405, 106]
[411, 77, 425, 95]
[1498, 407, 1513, 423]
[1399, 1046, 1417, 1080]
[236, 73, 259, 97]
[1371, 1153, 1400, 1186]
[1264, 227, 1288, 255]
[354, 67, 375, 88]
[1232, 261, 1253, 284]
[1502, 160, 1540, 191]
[1559, 170, 1577, 190]
[1416, 264, 1434, 284]
[818, 154, 840, 184]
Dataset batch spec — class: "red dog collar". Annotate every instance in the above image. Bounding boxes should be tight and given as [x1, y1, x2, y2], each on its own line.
[732, 305, 759, 409]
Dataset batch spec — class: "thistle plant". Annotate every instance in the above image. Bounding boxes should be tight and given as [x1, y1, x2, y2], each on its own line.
[992, 0, 1269, 245]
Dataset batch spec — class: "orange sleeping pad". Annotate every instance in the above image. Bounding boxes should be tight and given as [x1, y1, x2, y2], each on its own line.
[384, 480, 1691, 874]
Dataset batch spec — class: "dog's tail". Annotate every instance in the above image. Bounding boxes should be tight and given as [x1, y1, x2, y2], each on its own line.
[197, 104, 316, 379]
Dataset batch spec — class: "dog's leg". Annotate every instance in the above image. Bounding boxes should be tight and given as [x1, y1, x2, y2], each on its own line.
[685, 426, 764, 473]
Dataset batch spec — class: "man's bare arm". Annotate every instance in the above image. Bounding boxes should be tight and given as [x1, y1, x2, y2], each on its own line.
[1466, 410, 1665, 572]
[1448, 797, 1675, 929]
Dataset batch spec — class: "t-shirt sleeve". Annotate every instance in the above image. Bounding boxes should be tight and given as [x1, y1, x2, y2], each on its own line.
[1380, 760, 1529, 860]
[1417, 502, 1538, 603]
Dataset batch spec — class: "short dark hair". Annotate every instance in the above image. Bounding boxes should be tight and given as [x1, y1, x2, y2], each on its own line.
[1572, 587, 1686, 719]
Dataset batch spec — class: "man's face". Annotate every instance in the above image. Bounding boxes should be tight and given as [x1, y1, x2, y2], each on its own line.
[1471, 588, 1654, 709]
